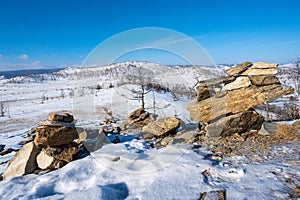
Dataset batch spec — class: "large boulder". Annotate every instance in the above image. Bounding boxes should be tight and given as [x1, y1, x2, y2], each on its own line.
[224, 61, 252, 76]
[253, 62, 278, 69]
[224, 76, 251, 91]
[34, 126, 78, 148]
[3, 142, 40, 180]
[205, 110, 264, 137]
[142, 117, 180, 137]
[250, 75, 280, 86]
[187, 84, 294, 122]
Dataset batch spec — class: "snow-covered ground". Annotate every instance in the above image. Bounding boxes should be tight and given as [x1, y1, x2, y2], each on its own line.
[0, 62, 299, 199]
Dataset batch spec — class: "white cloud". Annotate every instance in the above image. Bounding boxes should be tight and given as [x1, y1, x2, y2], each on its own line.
[18, 54, 29, 60]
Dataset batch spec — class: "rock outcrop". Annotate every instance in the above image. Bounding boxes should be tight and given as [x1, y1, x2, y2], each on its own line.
[187, 61, 294, 137]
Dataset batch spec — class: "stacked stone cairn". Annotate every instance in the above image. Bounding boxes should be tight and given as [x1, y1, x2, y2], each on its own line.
[2, 112, 81, 180]
[187, 62, 294, 137]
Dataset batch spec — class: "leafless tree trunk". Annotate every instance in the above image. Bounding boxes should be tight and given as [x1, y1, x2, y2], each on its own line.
[0, 101, 7, 117]
[124, 65, 154, 110]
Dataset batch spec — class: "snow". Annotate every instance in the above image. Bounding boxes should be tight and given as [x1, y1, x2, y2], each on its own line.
[0, 61, 299, 199]
[0, 140, 297, 199]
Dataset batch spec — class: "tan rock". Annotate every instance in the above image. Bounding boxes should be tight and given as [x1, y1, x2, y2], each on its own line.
[293, 187, 300, 197]
[34, 126, 78, 148]
[200, 190, 226, 200]
[42, 144, 78, 163]
[196, 86, 211, 101]
[3, 142, 40, 180]
[241, 68, 278, 76]
[142, 117, 180, 137]
[37, 151, 55, 169]
[224, 76, 251, 91]
[250, 75, 280, 86]
[225, 61, 252, 76]
[49, 112, 74, 123]
[128, 108, 144, 119]
[199, 76, 236, 87]
[205, 111, 264, 137]
[187, 84, 294, 122]
[253, 62, 278, 69]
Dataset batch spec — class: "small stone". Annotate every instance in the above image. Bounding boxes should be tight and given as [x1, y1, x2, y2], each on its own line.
[293, 187, 300, 197]
[200, 190, 226, 200]
[201, 169, 211, 177]
[51, 160, 64, 169]
[160, 136, 174, 147]
[49, 112, 74, 123]
[112, 156, 120, 162]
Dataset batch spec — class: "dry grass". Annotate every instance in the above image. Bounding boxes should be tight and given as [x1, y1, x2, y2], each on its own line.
[275, 123, 294, 136]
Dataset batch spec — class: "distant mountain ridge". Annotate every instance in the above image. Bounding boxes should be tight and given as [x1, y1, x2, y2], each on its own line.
[0, 68, 65, 79]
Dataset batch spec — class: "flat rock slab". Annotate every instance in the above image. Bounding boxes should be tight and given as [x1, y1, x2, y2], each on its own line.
[3, 142, 40, 180]
[253, 62, 278, 69]
[224, 61, 252, 76]
[250, 75, 280, 86]
[224, 76, 251, 91]
[241, 68, 278, 76]
[38, 120, 75, 127]
[187, 84, 294, 122]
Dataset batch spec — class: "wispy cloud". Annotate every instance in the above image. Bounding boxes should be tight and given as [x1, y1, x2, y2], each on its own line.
[18, 54, 29, 60]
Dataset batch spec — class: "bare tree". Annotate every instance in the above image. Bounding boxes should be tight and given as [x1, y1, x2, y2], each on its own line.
[0, 101, 7, 117]
[124, 65, 154, 110]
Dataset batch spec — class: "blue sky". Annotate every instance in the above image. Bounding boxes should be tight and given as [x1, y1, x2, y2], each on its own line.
[0, 0, 300, 70]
